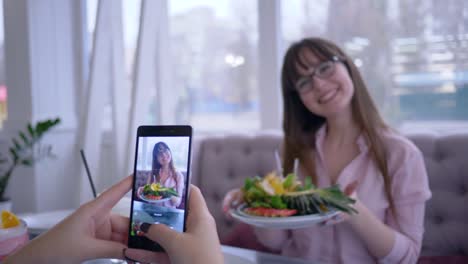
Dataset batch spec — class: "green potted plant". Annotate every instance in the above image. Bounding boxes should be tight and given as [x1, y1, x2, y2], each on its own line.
[0, 118, 61, 211]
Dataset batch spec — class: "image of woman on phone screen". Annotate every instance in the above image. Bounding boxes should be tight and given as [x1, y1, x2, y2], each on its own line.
[144, 141, 184, 208]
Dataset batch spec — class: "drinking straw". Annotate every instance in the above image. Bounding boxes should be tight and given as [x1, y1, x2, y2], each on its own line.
[80, 149, 97, 198]
[274, 150, 283, 177]
[293, 158, 299, 176]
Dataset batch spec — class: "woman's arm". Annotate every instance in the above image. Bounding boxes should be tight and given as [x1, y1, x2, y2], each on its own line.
[348, 149, 430, 262]
[348, 200, 427, 263]
[347, 201, 395, 258]
[169, 172, 184, 207]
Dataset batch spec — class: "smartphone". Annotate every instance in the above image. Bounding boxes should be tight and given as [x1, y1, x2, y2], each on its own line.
[128, 125, 192, 251]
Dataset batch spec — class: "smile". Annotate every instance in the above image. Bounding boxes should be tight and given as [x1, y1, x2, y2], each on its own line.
[319, 89, 338, 104]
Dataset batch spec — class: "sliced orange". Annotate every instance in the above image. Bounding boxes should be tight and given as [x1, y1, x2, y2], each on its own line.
[1, 210, 20, 228]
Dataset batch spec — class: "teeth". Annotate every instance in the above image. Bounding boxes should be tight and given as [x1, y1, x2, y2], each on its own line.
[319, 89, 337, 104]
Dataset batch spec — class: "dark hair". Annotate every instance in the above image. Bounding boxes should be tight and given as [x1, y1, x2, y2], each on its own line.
[281, 37, 396, 219]
[152, 142, 179, 187]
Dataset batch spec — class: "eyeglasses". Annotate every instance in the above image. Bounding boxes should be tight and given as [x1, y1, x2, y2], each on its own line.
[156, 147, 170, 156]
[295, 56, 342, 94]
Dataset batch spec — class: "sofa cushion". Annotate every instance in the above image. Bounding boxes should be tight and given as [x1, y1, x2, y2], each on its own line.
[407, 134, 468, 256]
[193, 131, 282, 234]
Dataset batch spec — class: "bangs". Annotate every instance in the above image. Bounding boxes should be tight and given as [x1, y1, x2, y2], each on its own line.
[283, 39, 336, 92]
[155, 142, 169, 153]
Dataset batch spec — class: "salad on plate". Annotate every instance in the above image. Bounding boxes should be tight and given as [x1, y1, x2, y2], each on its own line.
[138, 182, 179, 203]
[230, 172, 357, 226]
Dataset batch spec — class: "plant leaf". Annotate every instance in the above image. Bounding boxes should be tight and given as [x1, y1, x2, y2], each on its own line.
[27, 123, 34, 138]
[21, 159, 33, 166]
[19, 132, 30, 146]
[12, 138, 22, 151]
[9, 147, 18, 161]
[35, 122, 45, 137]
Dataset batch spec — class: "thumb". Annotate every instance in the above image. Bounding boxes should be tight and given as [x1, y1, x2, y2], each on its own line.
[188, 185, 210, 219]
[144, 223, 180, 251]
[344, 180, 359, 196]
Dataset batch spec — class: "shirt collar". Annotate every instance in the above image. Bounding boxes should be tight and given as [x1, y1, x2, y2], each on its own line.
[315, 124, 369, 153]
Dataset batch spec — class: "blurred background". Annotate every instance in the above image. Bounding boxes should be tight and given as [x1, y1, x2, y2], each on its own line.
[0, 0, 467, 214]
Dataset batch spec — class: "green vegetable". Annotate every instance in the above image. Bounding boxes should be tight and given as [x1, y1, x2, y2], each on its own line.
[241, 173, 358, 216]
[282, 173, 295, 189]
[250, 201, 272, 208]
[142, 184, 179, 198]
[269, 195, 287, 209]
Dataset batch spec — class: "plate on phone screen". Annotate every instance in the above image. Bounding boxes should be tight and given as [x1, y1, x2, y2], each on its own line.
[137, 187, 172, 203]
[230, 204, 339, 229]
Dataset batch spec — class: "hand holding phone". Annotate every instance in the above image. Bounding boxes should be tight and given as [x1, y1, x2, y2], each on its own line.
[128, 126, 192, 252]
[124, 185, 224, 264]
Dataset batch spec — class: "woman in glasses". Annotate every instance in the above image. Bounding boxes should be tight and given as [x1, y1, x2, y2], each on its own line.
[224, 37, 431, 263]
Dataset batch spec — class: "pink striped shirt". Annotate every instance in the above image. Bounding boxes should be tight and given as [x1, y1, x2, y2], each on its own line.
[255, 126, 432, 263]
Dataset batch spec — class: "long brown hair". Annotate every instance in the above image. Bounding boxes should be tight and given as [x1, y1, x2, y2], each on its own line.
[281, 37, 396, 217]
[152, 141, 179, 188]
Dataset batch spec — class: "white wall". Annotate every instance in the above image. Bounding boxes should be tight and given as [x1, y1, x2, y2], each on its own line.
[2, 0, 82, 213]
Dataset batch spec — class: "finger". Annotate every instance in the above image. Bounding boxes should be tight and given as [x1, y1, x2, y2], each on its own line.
[222, 192, 235, 213]
[144, 223, 180, 250]
[327, 213, 347, 226]
[320, 213, 340, 227]
[110, 214, 130, 234]
[223, 190, 242, 213]
[222, 193, 231, 212]
[124, 248, 170, 264]
[333, 213, 344, 222]
[319, 220, 327, 227]
[344, 180, 359, 196]
[324, 218, 338, 226]
[90, 175, 133, 213]
[110, 232, 127, 244]
[188, 185, 210, 219]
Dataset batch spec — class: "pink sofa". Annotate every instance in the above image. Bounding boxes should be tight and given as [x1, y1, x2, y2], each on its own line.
[191, 131, 468, 261]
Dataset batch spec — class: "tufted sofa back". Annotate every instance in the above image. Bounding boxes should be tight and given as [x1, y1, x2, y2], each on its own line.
[191, 131, 468, 256]
[408, 133, 468, 256]
[135, 170, 152, 189]
[191, 131, 282, 236]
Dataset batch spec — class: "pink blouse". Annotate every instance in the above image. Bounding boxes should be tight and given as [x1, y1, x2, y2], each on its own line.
[159, 171, 185, 208]
[254, 126, 432, 263]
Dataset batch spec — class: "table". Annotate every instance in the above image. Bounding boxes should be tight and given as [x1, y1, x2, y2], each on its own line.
[17, 197, 132, 236]
[222, 245, 311, 264]
[17, 198, 312, 264]
[82, 246, 311, 264]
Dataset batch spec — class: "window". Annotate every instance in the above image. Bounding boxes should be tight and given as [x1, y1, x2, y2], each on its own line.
[168, 0, 259, 131]
[86, 0, 141, 130]
[281, 0, 468, 126]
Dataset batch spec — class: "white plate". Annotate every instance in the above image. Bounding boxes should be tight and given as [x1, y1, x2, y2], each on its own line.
[230, 204, 339, 229]
[138, 187, 172, 203]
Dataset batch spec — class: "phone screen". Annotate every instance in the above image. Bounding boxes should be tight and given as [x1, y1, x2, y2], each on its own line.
[128, 126, 192, 251]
